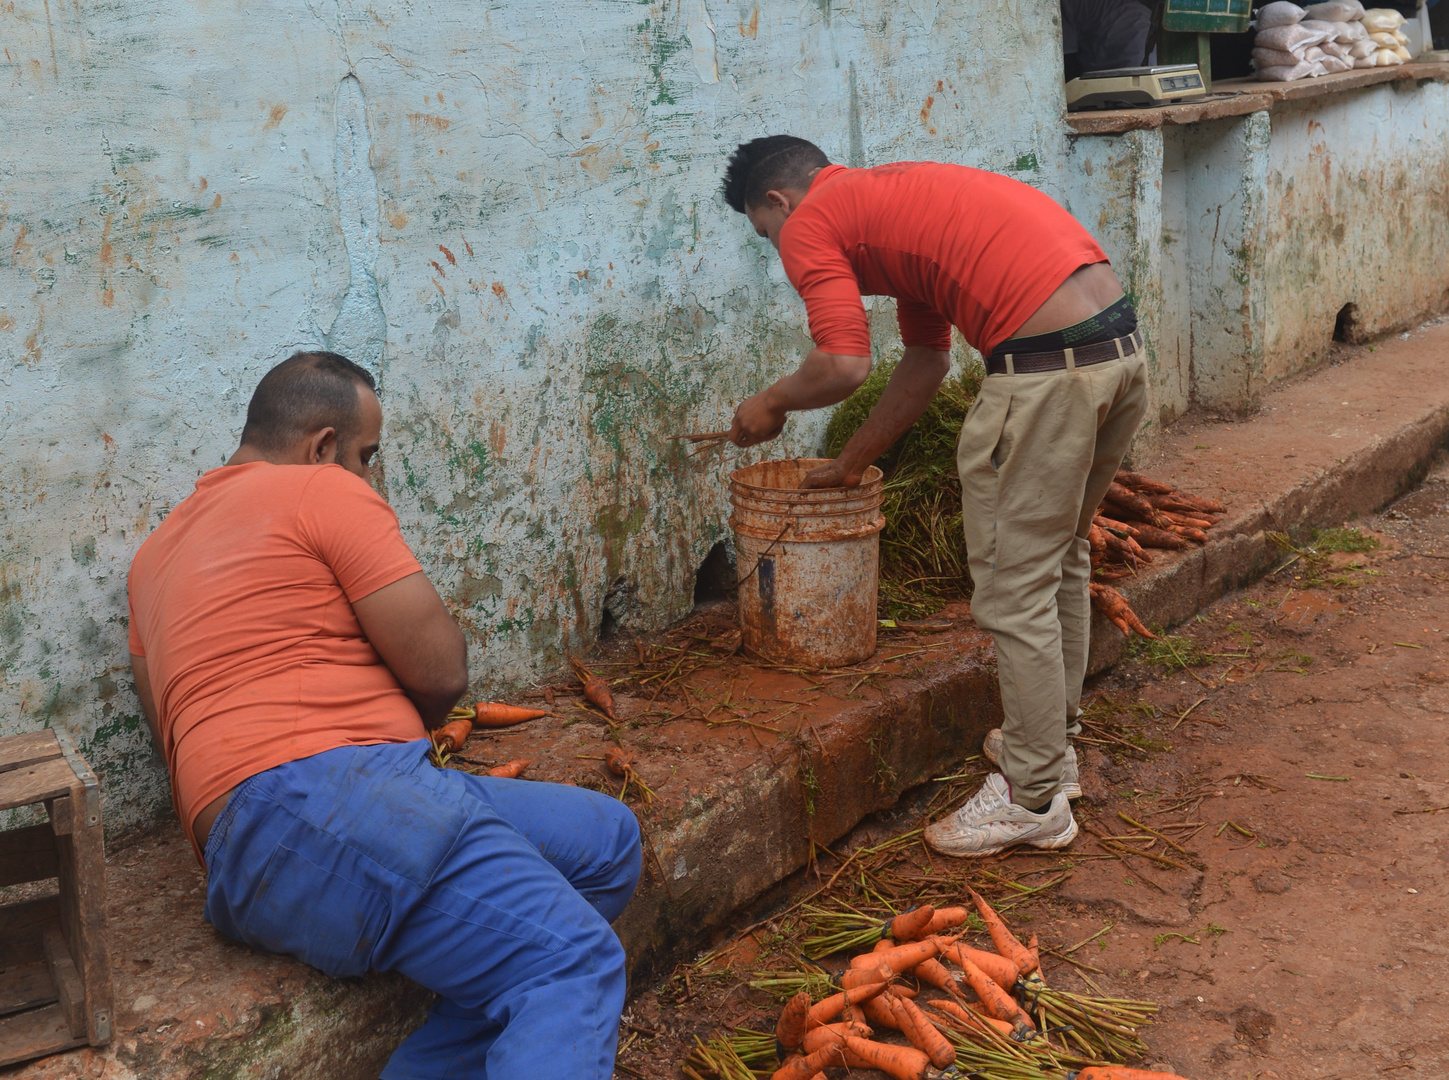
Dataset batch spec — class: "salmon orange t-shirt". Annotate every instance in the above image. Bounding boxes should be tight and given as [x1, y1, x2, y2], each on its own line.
[127, 462, 427, 864]
[777, 163, 1109, 358]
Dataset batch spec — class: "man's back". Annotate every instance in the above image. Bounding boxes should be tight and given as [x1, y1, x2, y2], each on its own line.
[127, 461, 424, 857]
[778, 162, 1107, 357]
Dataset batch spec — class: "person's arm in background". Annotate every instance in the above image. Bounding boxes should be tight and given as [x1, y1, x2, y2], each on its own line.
[353, 572, 468, 729]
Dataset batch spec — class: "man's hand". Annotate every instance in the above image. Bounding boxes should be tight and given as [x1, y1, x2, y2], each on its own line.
[800, 459, 862, 489]
[729, 390, 788, 447]
[728, 349, 873, 449]
[353, 571, 468, 728]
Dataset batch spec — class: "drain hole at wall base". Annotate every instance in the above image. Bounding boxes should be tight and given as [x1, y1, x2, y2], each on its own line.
[692, 541, 737, 609]
[599, 576, 634, 640]
[1334, 302, 1362, 344]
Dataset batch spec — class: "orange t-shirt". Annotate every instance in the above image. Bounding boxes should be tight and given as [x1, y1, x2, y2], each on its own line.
[777, 162, 1109, 358]
[127, 462, 426, 863]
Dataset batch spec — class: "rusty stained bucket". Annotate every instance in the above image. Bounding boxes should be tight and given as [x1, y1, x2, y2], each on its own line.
[728, 458, 885, 668]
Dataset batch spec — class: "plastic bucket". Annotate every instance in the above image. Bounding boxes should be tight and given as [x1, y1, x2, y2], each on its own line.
[728, 458, 885, 668]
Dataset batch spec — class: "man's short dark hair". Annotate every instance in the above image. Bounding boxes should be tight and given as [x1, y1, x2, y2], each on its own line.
[721, 136, 831, 214]
[240, 351, 377, 453]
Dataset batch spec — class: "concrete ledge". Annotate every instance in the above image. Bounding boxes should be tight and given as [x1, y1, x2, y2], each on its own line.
[1066, 60, 1449, 135]
[10, 323, 1448, 1078]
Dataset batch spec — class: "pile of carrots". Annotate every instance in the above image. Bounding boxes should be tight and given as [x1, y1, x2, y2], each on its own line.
[1089, 471, 1226, 642]
[428, 701, 545, 777]
[741, 890, 1189, 1080]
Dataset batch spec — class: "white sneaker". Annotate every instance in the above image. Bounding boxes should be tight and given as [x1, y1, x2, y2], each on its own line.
[982, 728, 1083, 801]
[923, 773, 1078, 857]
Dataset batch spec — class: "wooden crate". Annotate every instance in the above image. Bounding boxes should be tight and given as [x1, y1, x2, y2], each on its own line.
[0, 730, 113, 1066]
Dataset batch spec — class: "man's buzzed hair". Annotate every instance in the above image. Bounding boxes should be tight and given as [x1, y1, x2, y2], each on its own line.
[240, 351, 377, 453]
[721, 136, 831, 214]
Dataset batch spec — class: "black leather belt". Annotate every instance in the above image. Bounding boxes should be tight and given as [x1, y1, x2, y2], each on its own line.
[986, 329, 1142, 375]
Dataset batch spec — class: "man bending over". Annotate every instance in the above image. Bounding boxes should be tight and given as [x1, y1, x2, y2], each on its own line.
[721, 137, 1147, 857]
[127, 351, 641, 1079]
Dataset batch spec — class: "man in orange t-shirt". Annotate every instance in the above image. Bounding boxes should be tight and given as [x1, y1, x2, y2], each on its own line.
[721, 136, 1148, 858]
[127, 352, 640, 1079]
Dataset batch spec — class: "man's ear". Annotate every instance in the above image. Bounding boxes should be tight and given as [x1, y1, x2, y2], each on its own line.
[765, 189, 792, 214]
[304, 426, 340, 465]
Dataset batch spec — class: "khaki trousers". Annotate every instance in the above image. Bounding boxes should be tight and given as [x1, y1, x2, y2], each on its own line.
[957, 353, 1148, 808]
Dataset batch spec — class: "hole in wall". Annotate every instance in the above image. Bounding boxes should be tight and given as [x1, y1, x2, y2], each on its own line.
[692, 541, 737, 609]
[599, 576, 634, 640]
[1333, 302, 1362, 344]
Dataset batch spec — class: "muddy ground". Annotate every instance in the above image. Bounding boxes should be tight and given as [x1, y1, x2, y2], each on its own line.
[615, 455, 1449, 1080]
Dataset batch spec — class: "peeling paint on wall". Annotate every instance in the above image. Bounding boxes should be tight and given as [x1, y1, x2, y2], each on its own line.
[0, 1, 1077, 837]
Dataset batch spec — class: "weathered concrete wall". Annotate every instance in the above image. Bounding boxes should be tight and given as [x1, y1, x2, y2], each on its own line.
[1259, 79, 1449, 381]
[0, 0, 1078, 835]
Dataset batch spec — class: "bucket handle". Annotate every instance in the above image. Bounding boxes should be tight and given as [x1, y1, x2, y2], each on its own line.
[736, 521, 793, 589]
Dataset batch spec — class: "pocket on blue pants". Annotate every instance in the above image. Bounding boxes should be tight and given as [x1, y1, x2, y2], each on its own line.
[241, 841, 390, 978]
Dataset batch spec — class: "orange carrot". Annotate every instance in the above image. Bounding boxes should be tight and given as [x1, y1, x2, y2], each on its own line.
[956, 954, 1035, 1032]
[1103, 482, 1155, 520]
[1026, 933, 1041, 976]
[889, 905, 935, 941]
[604, 746, 633, 778]
[1088, 524, 1108, 561]
[769, 1045, 839, 1080]
[841, 963, 893, 991]
[776, 990, 812, 1050]
[925, 999, 1016, 1036]
[921, 906, 969, 936]
[1071, 1070, 1192, 1080]
[890, 993, 955, 1068]
[839, 1035, 931, 1080]
[1130, 522, 1189, 550]
[858, 994, 902, 1031]
[872, 938, 896, 953]
[473, 702, 549, 727]
[890, 982, 917, 999]
[1095, 514, 1141, 538]
[910, 957, 957, 993]
[800, 1021, 870, 1054]
[847, 936, 945, 975]
[433, 717, 473, 753]
[806, 980, 886, 1027]
[1089, 582, 1157, 640]
[1114, 470, 1174, 495]
[569, 657, 617, 721]
[967, 889, 1035, 974]
[487, 759, 530, 779]
[940, 942, 1021, 991]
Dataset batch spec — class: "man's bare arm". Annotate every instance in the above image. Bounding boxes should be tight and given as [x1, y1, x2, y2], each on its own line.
[130, 653, 164, 750]
[352, 571, 469, 728]
[729, 349, 873, 447]
[801, 345, 951, 488]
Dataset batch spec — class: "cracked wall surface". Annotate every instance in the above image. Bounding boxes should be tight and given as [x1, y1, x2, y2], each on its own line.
[1, 0, 1088, 835]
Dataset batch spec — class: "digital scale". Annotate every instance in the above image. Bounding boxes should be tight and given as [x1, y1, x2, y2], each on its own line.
[1065, 64, 1208, 112]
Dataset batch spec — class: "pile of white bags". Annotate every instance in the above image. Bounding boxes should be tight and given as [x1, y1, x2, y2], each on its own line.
[1252, 2, 1413, 81]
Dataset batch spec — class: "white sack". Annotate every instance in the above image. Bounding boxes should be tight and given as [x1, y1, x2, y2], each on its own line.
[1256, 21, 1334, 49]
[1255, 60, 1324, 79]
[1305, 1, 1365, 19]
[1361, 8, 1407, 32]
[1257, 2, 1308, 27]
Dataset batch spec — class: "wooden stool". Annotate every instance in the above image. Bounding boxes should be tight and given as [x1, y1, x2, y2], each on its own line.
[0, 730, 113, 1066]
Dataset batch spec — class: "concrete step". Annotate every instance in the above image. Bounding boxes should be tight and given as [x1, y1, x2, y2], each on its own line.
[8, 320, 1448, 1079]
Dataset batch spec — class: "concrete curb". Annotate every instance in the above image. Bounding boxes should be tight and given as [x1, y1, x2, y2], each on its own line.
[1087, 403, 1449, 673]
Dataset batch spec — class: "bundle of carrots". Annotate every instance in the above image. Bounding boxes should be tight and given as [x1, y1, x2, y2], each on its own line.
[1088, 471, 1226, 641]
[688, 891, 1186, 1080]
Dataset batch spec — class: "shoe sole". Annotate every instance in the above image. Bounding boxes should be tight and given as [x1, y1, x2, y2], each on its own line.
[925, 815, 1079, 859]
[982, 734, 1084, 802]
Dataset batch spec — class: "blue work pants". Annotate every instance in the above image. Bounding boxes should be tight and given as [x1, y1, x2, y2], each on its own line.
[202, 740, 642, 1079]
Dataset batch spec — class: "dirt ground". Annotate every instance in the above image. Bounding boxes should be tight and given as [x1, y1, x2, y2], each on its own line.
[615, 454, 1449, 1080]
